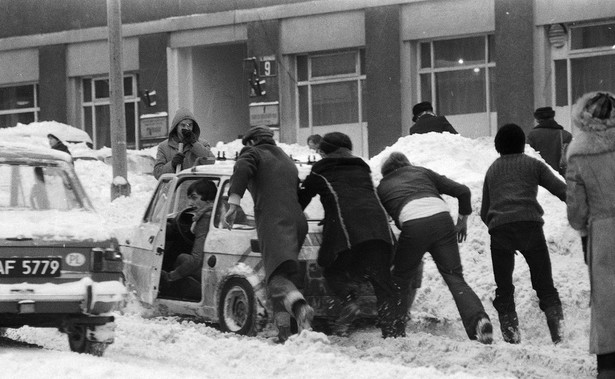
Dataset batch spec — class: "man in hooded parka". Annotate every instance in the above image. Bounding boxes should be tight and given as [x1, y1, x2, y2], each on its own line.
[153, 108, 215, 179]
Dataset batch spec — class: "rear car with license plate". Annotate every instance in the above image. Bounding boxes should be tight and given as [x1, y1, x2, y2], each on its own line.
[0, 143, 126, 356]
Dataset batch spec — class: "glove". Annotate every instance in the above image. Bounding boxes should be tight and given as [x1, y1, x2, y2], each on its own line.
[181, 129, 197, 144]
[171, 152, 185, 169]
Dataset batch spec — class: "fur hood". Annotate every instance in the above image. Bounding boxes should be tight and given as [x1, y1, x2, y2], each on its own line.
[567, 91, 615, 159]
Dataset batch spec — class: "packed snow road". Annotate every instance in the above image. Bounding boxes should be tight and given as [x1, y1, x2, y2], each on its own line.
[1, 305, 596, 379]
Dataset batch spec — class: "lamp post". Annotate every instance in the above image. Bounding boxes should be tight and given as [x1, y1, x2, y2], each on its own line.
[107, 0, 131, 199]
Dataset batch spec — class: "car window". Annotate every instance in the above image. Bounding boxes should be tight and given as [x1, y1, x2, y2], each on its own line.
[214, 180, 256, 230]
[0, 163, 82, 211]
[144, 179, 172, 223]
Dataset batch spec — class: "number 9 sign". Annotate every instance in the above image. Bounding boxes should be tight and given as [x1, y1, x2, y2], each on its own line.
[258, 59, 276, 77]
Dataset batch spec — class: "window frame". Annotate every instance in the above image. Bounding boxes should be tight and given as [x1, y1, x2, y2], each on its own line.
[0, 83, 40, 124]
[295, 49, 366, 130]
[553, 20, 615, 108]
[81, 74, 140, 149]
[417, 34, 496, 115]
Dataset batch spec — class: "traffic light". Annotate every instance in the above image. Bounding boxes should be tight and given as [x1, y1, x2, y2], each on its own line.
[245, 57, 266, 97]
[248, 73, 266, 97]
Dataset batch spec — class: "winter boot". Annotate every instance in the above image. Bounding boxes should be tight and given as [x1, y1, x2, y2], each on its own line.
[544, 304, 564, 344]
[332, 300, 360, 337]
[292, 300, 314, 333]
[475, 317, 494, 345]
[498, 311, 521, 344]
[274, 312, 292, 343]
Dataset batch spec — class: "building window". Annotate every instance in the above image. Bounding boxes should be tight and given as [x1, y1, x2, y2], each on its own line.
[555, 22, 615, 107]
[82, 75, 139, 149]
[418, 35, 496, 115]
[296, 49, 366, 128]
[0, 83, 39, 128]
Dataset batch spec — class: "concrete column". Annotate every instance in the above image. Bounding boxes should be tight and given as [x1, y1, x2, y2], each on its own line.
[39, 45, 67, 123]
[365, 5, 401, 157]
[139, 33, 169, 116]
[494, 0, 535, 133]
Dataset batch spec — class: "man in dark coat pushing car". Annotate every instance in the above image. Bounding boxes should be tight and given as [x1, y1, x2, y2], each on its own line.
[223, 125, 314, 343]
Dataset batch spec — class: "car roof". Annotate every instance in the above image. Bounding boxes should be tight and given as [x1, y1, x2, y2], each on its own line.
[0, 142, 73, 163]
[175, 160, 314, 179]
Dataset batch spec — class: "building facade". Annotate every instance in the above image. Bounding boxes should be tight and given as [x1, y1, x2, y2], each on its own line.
[1, 0, 614, 157]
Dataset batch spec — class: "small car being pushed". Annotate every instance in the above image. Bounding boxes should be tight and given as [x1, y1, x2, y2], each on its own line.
[0, 143, 126, 356]
[121, 162, 376, 336]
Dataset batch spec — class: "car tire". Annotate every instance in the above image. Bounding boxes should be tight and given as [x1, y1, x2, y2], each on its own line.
[67, 325, 108, 356]
[218, 277, 256, 336]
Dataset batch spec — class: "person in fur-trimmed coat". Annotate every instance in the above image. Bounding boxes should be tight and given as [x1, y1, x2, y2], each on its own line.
[566, 91, 615, 378]
[298, 132, 404, 339]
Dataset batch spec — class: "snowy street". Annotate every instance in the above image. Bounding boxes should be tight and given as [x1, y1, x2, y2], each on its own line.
[0, 126, 598, 378]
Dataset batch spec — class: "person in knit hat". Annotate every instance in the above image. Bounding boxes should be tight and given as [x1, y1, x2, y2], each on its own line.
[526, 106, 572, 176]
[298, 132, 405, 339]
[480, 123, 567, 345]
[565, 91, 615, 377]
[153, 108, 215, 179]
[409, 101, 458, 135]
[224, 125, 314, 343]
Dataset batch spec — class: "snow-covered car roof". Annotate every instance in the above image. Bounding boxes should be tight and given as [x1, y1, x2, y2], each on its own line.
[176, 160, 314, 179]
[0, 121, 93, 145]
[0, 141, 73, 163]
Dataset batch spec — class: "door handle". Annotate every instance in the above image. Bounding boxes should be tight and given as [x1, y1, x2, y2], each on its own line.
[156, 247, 164, 255]
[148, 235, 155, 244]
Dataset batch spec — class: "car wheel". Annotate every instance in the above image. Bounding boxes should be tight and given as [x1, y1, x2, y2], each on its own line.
[67, 325, 107, 356]
[218, 277, 256, 336]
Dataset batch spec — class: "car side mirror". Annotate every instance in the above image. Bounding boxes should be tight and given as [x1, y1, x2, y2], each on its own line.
[250, 239, 260, 253]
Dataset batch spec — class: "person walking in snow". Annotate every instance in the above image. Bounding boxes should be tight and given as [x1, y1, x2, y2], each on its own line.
[481, 123, 566, 345]
[526, 106, 572, 176]
[153, 108, 215, 179]
[377, 152, 493, 344]
[223, 125, 313, 343]
[409, 101, 458, 135]
[565, 91, 615, 378]
[298, 132, 405, 338]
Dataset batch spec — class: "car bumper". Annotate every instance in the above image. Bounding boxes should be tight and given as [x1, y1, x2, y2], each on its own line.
[0, 277, 126, 315]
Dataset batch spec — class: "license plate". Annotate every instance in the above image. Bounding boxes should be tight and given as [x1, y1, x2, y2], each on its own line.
[0, 258, 62, 277]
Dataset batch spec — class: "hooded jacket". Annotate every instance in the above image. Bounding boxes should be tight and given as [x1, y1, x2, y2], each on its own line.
[526, 119, 572, 176]
[565, 91, 615, 355]
[153, 108, 215, 179]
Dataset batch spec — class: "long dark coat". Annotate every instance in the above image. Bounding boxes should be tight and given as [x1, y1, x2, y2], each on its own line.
[566, 92, 615, 355]
[409, 114, 458, 135]
[527, 119, 572, 176]
[298, 156, 395, 267]
[229, 140, 307, 282]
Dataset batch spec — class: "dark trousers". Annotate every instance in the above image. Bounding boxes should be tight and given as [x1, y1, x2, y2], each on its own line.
[324, 239, 404, 337]
[489, 221, 561, 314]
[598, 352, 615, 378]
[393, 212, 487, 339]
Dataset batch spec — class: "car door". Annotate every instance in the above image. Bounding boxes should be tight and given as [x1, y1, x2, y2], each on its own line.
[122, 177, 174, 304]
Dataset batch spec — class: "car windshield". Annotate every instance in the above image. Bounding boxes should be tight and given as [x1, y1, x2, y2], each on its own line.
[0, 163, 83, 211]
